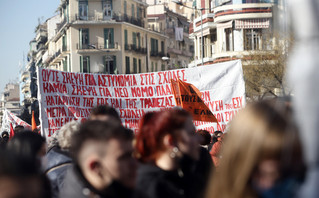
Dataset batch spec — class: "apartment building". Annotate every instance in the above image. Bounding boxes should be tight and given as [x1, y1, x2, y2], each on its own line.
[190, 0, 276, 66]
[43, 0, 167, 74]
[146, 0, 195, 21]
[148, 4, 194, 69]
[0, 83, 21, 126]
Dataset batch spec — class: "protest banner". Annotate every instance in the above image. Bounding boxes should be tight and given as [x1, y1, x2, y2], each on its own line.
[1, 109, 32, 133]
[37, 60, 246, 139]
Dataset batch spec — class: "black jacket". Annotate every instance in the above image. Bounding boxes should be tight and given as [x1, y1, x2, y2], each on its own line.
[59, 165, 145, 198]
[136, 150, 212, 198]
[137, 161, 202, 198]
[44, 147, 72, 198]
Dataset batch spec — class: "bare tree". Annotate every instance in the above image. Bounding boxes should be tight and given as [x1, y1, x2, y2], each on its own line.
[243, 33, 293, 101]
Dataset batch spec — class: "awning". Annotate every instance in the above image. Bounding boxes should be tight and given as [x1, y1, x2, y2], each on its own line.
[235, 19, 270, 29]
[216, 20, 233, 29]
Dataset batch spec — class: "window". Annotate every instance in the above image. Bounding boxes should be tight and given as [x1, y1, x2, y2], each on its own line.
[155, 62, 158, 71]
[151, 62, 154, 72]
[79, 1, 88, 20]
[79, 28, 89, 49]
[80, 56, 90, 73]
[161, 41, 164, 54]
[125, 56, 130, 74]
[103, 0, 112, 19]
[132, 32, 137, 50]
[63, 57, 67, 71]
[131, 4, 135, 18]
[104, 55, 117, 74]
[104, 28, 114, 49]
[137, 33, 141, 48]
[124, 29, 128, 50]
[161, 64, 165, 71]
[124, 1, 127, 15]
[133, 58, 137, 73]
[137, 6, 140, 18]
[151, 38, 158, 55]
[138, 59, 141, 73]
[244, 29, 263, 50]
[62, 34, 67, 51]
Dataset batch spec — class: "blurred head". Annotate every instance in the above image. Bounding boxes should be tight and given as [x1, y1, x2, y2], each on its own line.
[206, 100, 305, 198]
[89, 105, 121, 123]
[197, 130, 212, 146]
[57, 120, 80, 151]
[1, 131, 9, 143]
[136, 108, 200, 165]
[212, 131, 223, 144]
[7, 131, 46, 159]
[46, 132, 59, 152]
[71, 120, 136, 190]
[14, 125, 24, 134]
[0, 150, 51, 198]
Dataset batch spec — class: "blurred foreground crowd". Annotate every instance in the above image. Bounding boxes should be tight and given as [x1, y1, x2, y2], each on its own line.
[0, 99, 306, 198]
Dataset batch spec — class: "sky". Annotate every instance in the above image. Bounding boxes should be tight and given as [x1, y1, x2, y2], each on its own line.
[0, 0, 60, 94]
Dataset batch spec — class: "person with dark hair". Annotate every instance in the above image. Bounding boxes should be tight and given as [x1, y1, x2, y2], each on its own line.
[0, 131, 9, 148]
[208, 131, 223, 151]
[60, 120, 138, 198]
[6, 131, 46, 160]
[197, 130, 212, 149]
[89, 105, 121, 123]
[135, 108, 203, 198]
[14, 125, 25, 134]
[0, 147, 51, 198]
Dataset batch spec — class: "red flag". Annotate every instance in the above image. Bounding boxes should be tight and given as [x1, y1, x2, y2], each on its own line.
[9, 123, 15, 139]
[32, 111, 37, 131]
[171, 79, 218, 123]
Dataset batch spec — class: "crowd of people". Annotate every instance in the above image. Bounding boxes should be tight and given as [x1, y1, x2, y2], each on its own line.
[0, 99, 306, 198]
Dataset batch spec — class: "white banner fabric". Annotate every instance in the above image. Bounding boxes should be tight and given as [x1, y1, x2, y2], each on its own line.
[37, 60, 246, 138]
[1, 109, 32, 133]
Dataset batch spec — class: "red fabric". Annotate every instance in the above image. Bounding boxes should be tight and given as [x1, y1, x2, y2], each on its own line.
[9, 123, 15, 139]
[210, 141, 222, 167]
[32, 111, 37, 131]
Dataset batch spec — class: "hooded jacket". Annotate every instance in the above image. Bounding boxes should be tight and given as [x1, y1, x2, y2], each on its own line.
[44, 147, 72, 198]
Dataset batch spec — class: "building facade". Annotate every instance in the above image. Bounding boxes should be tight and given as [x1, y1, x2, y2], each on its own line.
[42, 0, 167, 74]
[0, 83, 21, 127]
[190, 0, 276, 66]
[147, 4, 194, 69]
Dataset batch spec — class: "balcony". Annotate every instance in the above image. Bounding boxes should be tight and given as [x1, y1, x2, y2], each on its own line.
[125, 44, 147, 54]
[168, 48, 182, 55]
[71, 12, 145, 28]
[182, 50, 193, 57]
[150, 51, 165, 57]
[213, 3, 273, 23]
[48, 50, 64, 65]
[76, 43, 120, 53]
[114, 14, 145, 28]
[56, 18, 68, 34]
[21, 71, 30, 82]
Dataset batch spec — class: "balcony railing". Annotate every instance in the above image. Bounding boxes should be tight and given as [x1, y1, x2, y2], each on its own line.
[113, 13, 145, 28]
[124, 44, 147, 54]
[56, 18, 68, 34]
[77, 43, 119, 50]
[150, 51, 165, 57]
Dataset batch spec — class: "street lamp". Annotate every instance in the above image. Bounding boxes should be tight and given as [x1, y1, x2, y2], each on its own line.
[172, 0, 209, 67]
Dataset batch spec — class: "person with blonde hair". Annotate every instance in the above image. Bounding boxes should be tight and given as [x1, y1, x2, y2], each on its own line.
[206, 100, 305, 198]
[44, 120, 80, 198]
